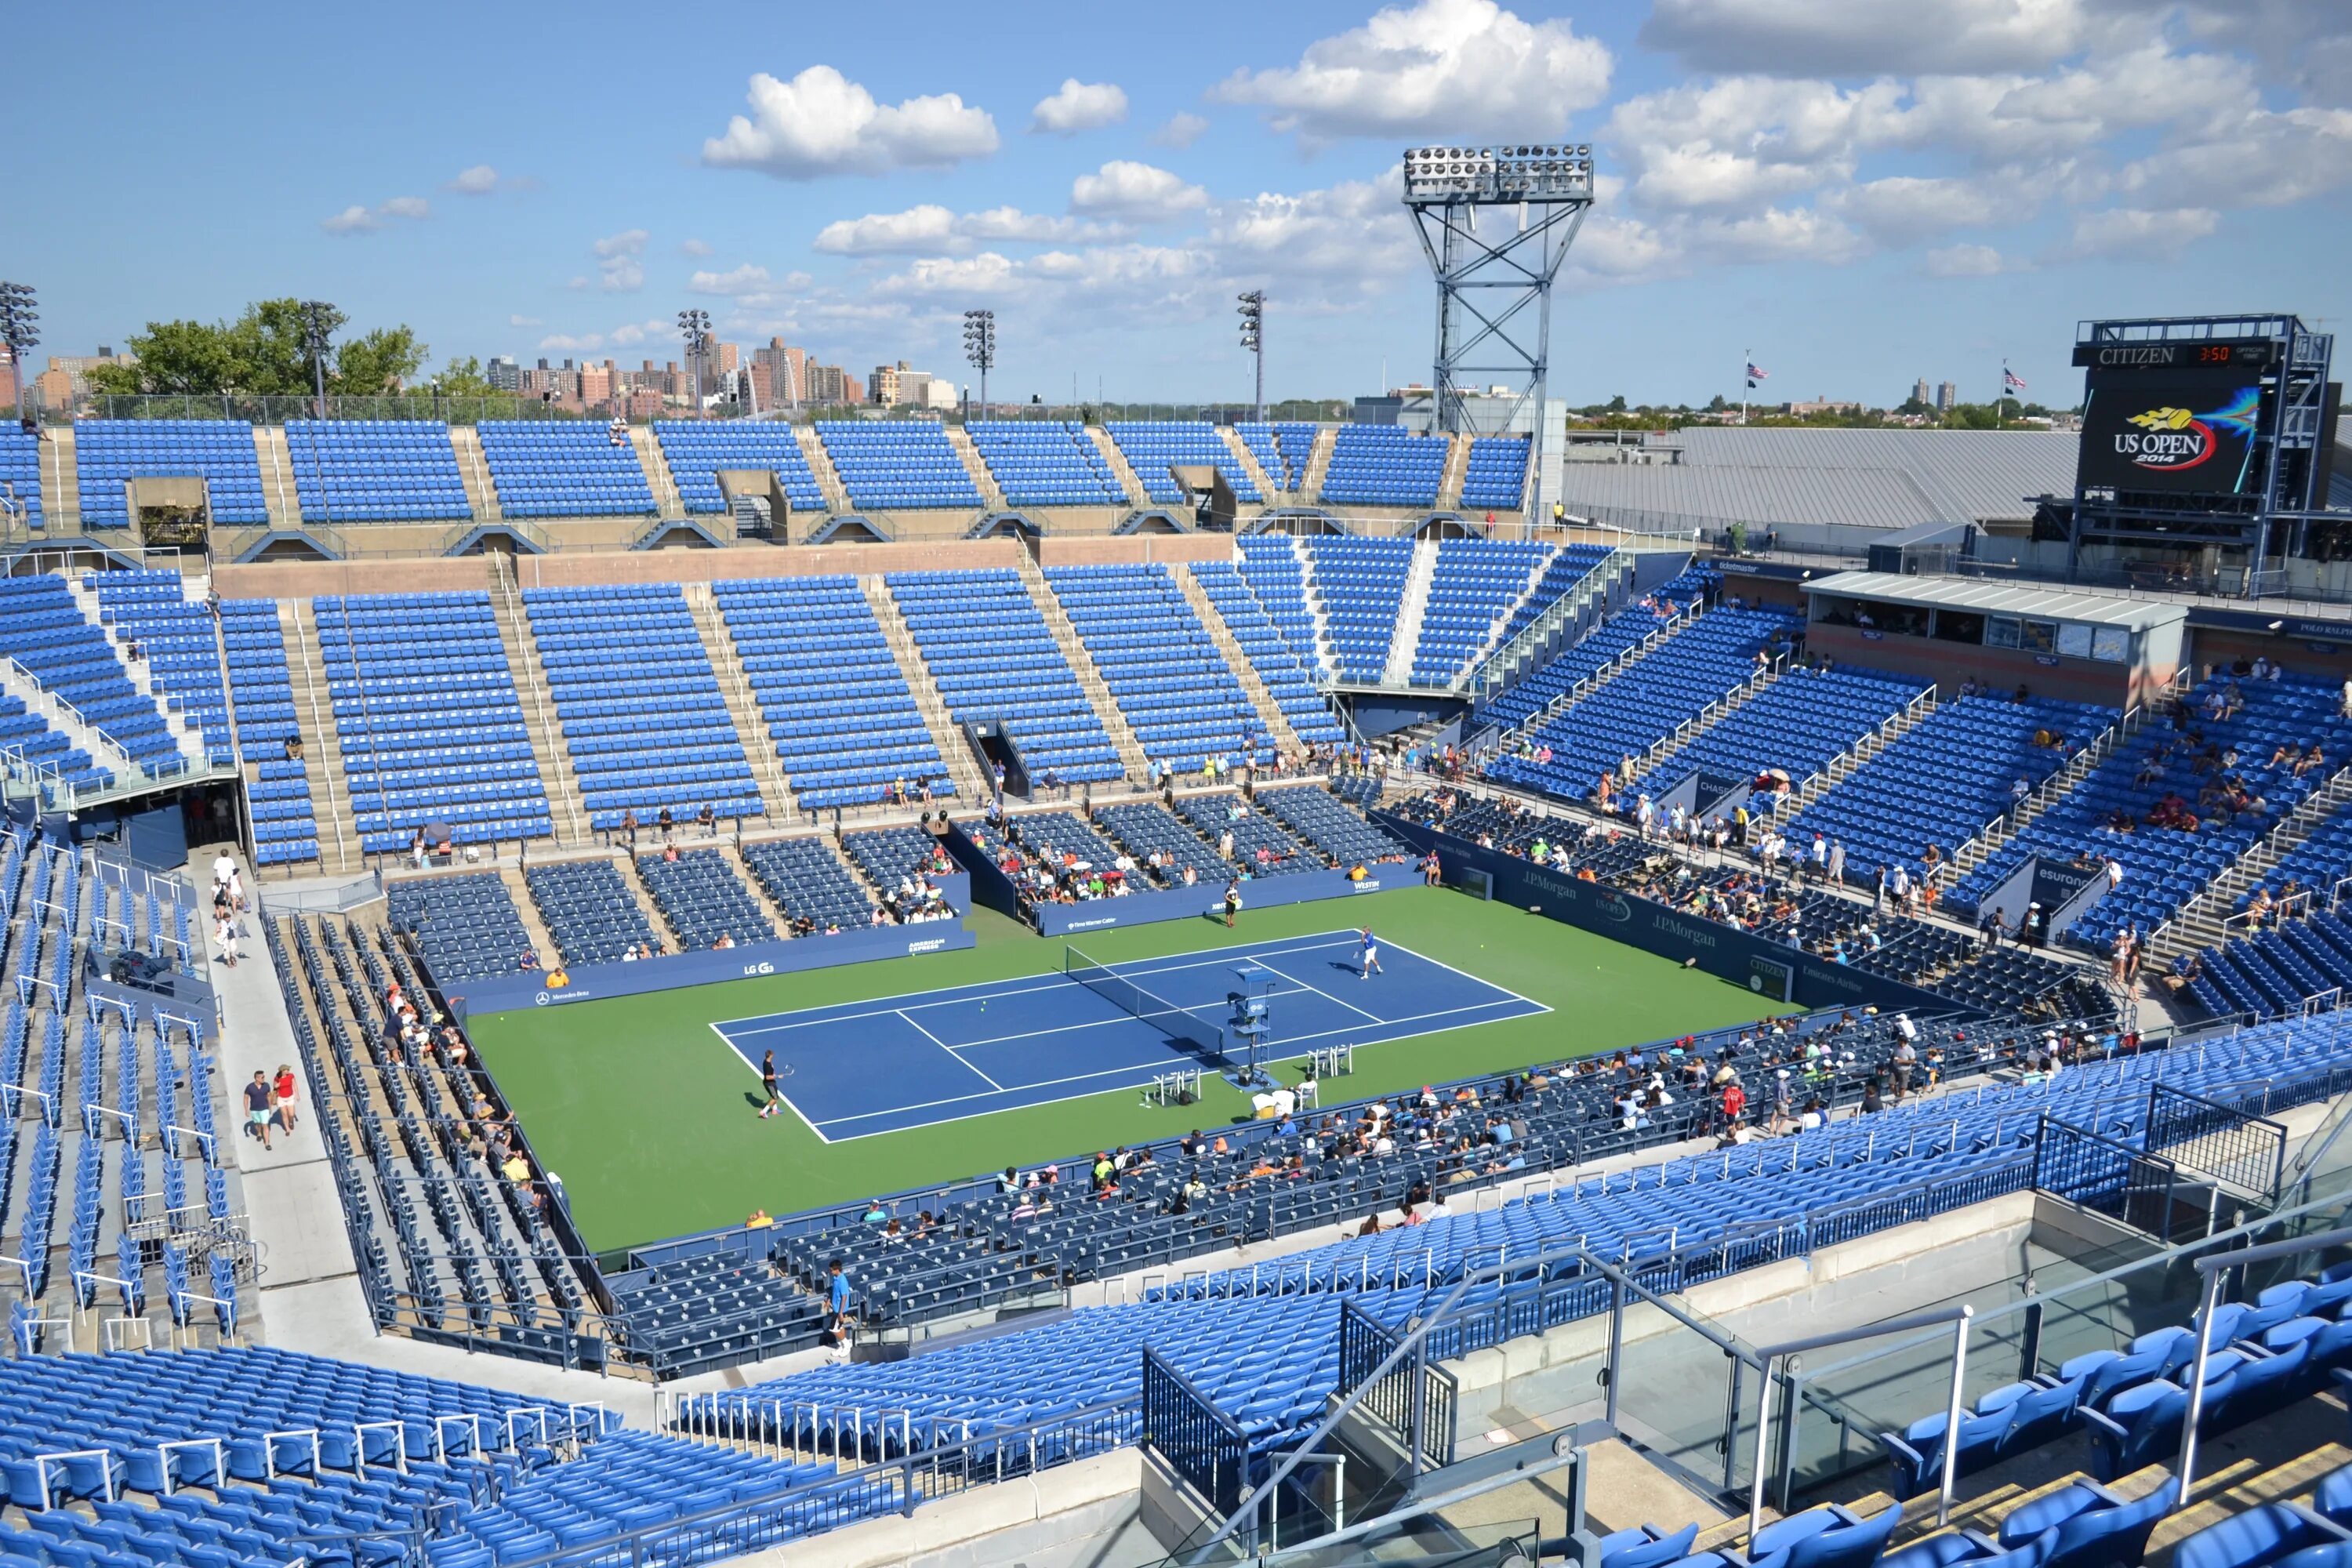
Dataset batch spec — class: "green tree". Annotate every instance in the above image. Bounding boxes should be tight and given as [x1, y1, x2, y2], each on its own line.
[82, 299, 426, 397]
[422, 356, 500, 397]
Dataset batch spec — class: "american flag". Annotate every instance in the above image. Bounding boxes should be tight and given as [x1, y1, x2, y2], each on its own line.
[1745, 361, 1769, 387]
[2002, 367, 2027, 394]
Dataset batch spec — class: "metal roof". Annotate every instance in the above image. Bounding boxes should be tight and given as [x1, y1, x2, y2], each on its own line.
[1653, 427, 2079, 526]
[1803, 570, 2185, 630]
[1552, 461, 1944, 532]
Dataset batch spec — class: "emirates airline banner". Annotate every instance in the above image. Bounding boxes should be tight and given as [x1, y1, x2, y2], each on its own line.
[2080, 370, 2263, 496]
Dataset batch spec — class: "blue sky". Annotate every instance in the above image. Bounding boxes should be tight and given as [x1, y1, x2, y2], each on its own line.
[9, 0, 2349, 408]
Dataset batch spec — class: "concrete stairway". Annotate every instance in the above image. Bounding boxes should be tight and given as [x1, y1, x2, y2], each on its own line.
[2150, 764, 2352, 962]
[946, 427, 1006, 510]
[495, 864, 561, 966]
[718, 840, 791, 937]
[1086, 426, 1151, 508]
[1174, 564, 1305, 752]
[285, 602, 364, 873]
[486, 557, 590, 845]
[1289, 538, 1341, 681]
[862, 576, 993, 800]
[40, 425, 79, 532]
[1633, 661, 1787, 784]
[683, 583, 791, 817]
[794, 426, 850, 513]
[1781, 693, 1940, 815]
[252, 425, 303, 530]
[1949, 702, 2151, 878]
[1299, 428, 1338, 504]
[1381, 539, 1440, 685]
[446, 426, 504, 521]
[1218, 427, 1279, 503]
[1513, 604, 1697, 740]
[1456, 546, 1557, 680]
[1437, 432, 1474, 510]
[627, 426, 683, 515]
[1016, 553, 1149, 784]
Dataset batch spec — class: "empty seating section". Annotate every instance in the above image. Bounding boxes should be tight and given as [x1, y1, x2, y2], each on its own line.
[967, 421, 1123, 507]
[1095, 800, 1232, 882]
[283, 419, 471, 521]
[610, 1258, 828, 1376]
[1047, 564, 1270, 775]
[1177, 792, 1320, 875]
[1103, 422, 1261, 503]
[524, 858, 658, 965]
[1257, 786, 1410, 864]
[636, 848, 772, 949]
[72, 419, 267, 528]
[1787, 696, 2111, 887]
[1486, 608, 1799, 799]
[0, 577, 179, 771]
[474, 421, 656, 518]
[741, 837, 875, 931]
[1410, 539, 1550, 684]
[523, 584, 763, 830]
[387, 873, 535, 982]
[0, 426, 40, 528]
[652, 420, 825, 514]
[1643, 665, 1932, 797]
[1189, 561, 1345, 746]
[815, 422, 982, 510]
[0, 694, 103, 791]
[711, 576, 953, 810]
[219, 599, 319, 866]
[1951, 674, 2352, 950]
[314, 592, 553, 851]
[1317, 425, 1447, 508]
[83, 570, 230, 764]
[1232, 535, 1330, 681]
[2189, 910, 2352, 1016]
[890, 570, 1123, 785]
[1271, 422, 1320, 491]
[1490, 542, 1614, 655]
[1232, 422, 1285, 490]
[0, 1348, 858, 1564]
[840, 825, 952, 891]
[1303, 536, 1414, 682]
[1475, 572, 1713, 734]
[1459, 435, 1530, 510]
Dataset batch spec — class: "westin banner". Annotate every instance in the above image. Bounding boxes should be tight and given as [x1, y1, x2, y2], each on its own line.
[2080, 371, 2263, 496]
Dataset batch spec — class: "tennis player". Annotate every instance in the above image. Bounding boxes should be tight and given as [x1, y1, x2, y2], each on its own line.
[757, 1049, 783, 1120]
[1359, 927, 1383, 979]
[1223, 880, 1242, 927]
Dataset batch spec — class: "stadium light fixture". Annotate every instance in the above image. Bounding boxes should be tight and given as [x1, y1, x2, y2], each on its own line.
[298, 300, 336, 420]
[1236, 292, 1265, 423]
[677, 308, 711, 416]
[963, 310, 996, 418]
[0, 281, 38, 429]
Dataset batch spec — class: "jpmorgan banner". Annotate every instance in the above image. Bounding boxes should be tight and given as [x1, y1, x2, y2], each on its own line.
[2080, 370, 2263, 496]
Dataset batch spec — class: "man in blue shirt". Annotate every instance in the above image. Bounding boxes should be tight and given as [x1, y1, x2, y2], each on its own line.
[1359, 927, 1383, 980]
[826, 1259, 853, 1352]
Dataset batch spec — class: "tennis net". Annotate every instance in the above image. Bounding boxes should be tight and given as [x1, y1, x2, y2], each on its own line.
[1065, 946, 1226, 1063]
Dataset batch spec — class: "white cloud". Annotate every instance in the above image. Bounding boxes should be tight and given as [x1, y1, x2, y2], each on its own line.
[681, 238, 713, 257]
[701, 64, 998, 178]
[815, 204, 960, 255]
[1208, 170, 1416, 292]
[608, 319, 670, 347]
[957, 206, 1131, 244]
[1639, 0, 2097, 77]
[539, 333, 600, 351]
[2058, 205, 2220, 260]
[538, 318, 671, 354]
[1832, 174, 2008, 244]
[508, 313, 543, 327]
[446, 165, 500, 194]
[564, 276, 589, 291]
[592, 228, 648, 292]
[1924, 242, 2024, 276]
[1070, 160, 1209, 220]
[1605, 77, 1897, 212]
[320, 205, 381, 235]
[688, 263, 800, 296]
[2115, 105, 2352, 209]
[379, 195, 430, 220]
[1211, 0, 1611, 144]
[1153, 112, 1210, 149]
[1031, 78, 1128, 134]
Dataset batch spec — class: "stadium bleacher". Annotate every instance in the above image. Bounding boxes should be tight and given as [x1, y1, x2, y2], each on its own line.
[1102, 422, 1261, 505]
[1458, 434, 1531, 511]
[475, 421, 656, 518]
[1301, 535, 1415, 682]
[1047, 563, 1272, 776]
[967, 420, 1123, 507]
[0, 425, 42, 529]
[387, 872, 536, 982]
[1475, 569, 1715, 735]
[636, 847, 774, 951]
[1270, 422, 1320, 491]
[73, 419, 268, 528]
[523, 584, 764, 831]
[1189, 559, 1345, 746]
[652, 419, 826, 516]
[1232, 421, 1286, 492]
[1638, 663, 1933, 798]
[890, 568, 1123, 786]
[741, 835, 879, 933]
[524, 857, 660, 965]
[815, 421, 983, 510]
[283, 419, 472, 521]
[82, 568, 234, 764]
[314, 591, 554, 852]
[1409, 538, 1551, 685]
[219, 597, 320, 865]
[1316, 425, 1448, 508]
[0, 575, 183, 773]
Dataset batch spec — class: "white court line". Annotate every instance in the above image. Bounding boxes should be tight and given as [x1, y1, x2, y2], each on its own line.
[900, 1008, 1006, 1091]
[1252, 955, 1383, 1024]
[706, 1020, 835, 1145]
[809, 992, 1543, 1138]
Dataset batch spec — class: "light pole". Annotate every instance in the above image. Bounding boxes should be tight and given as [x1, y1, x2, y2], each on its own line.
[1, 282, 41, 429]
[1237, 291, 1265, 422]
[962, 310, 995, 418]
[677, 309, 711, 416]
[297, 301, 338, 529]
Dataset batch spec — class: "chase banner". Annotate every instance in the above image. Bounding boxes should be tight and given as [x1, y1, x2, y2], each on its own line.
[2080, 370, 2263, 495]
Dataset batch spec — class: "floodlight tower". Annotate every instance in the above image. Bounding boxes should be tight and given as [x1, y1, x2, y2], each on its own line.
[299, 299, 336, 419]
[1237, 292, 1265, 421]
[1403, 143, 1595, 523]
[0, 281, 38, 427]
[677, 308, 711, 414]
[962, 310, 995, 416]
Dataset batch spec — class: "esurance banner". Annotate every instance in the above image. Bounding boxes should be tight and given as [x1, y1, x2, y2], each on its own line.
[2081, 371, 2263, 495]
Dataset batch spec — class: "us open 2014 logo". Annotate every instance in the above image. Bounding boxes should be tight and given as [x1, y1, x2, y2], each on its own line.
[2116, 406, 2219, 474]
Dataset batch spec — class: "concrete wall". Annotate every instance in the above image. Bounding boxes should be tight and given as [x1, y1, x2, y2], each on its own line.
[1036, 533, 1235, 568]
[213, 539, 1030, 599]
[1806, 623, 2161, 709]
[732, 1449, 1143, 1568]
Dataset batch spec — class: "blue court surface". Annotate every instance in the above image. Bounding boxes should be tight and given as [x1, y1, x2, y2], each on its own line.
[711, 930, 1548, 1142]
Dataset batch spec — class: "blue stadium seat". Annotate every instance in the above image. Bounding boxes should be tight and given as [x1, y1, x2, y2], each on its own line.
[1102, 423, 1261, 504]
[1317, 426, 1447, 509]
[283, 419, 472, 521]
[815, 422, 982, 511]
[474, 421, 656, 519]
[652, 420, 826, 515]
[967, 421, 1123, 508]
[72, 421, 267, 529]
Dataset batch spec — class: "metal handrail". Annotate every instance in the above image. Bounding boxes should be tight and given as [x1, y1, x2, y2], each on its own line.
[2179, 1222, 2352, 1497]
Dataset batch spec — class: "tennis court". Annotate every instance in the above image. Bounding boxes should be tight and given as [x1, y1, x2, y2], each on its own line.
[712, 929, 1548, 1141]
